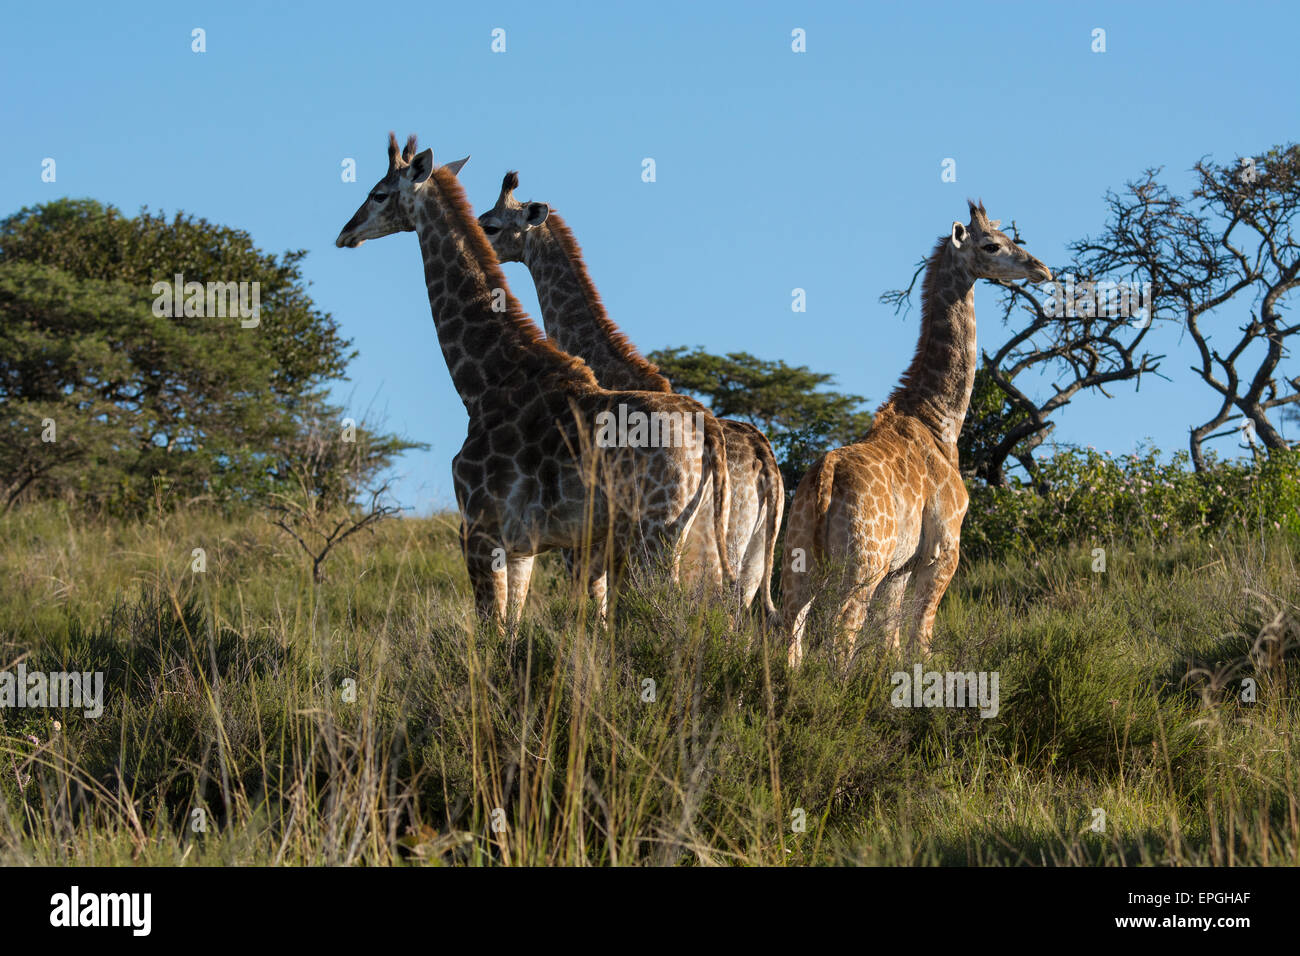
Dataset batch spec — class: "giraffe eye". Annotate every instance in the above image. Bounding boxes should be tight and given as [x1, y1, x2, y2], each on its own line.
[981, 243, 999, 253]
[481, 223, 501, 236]
[371, 192, 388, 202]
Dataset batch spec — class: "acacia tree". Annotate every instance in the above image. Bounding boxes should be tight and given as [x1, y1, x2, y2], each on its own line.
[0, 198, 419, 511]
[882, 219, 1161, 486]
[266, 414, 405, 583]
[1074, 145, 1299, 470]
[645, 347, 872, 493]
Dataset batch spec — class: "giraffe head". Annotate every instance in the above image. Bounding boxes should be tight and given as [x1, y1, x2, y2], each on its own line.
[335, 133, 468, 248]
[949, 200, 1052, 283]
[476, 171, 550, 262]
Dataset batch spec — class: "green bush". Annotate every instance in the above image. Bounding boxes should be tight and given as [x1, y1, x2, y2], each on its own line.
[963, 445, 1300, 559]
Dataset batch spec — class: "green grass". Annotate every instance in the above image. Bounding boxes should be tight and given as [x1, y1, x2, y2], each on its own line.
[1, 501, 1297, 865]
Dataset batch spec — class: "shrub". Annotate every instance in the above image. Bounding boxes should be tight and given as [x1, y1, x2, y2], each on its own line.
[963, 445, 1300, 559]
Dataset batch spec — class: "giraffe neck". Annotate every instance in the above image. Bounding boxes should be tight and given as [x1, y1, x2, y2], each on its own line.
[522, 213, 672, 393]
[410, 172, 594, 411]
[887, 237, 977, 445]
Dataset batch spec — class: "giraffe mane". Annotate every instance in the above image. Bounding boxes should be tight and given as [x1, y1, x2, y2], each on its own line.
[884, 234, 954, 410]
[541, 210, 672, 390]
[428, 166, 597, 382]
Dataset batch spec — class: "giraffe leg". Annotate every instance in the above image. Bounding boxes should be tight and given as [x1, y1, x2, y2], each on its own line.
[872, 571, 912, 652]
[782, 552, 815, 669]
[831, 567, 887, 672]
[645, 445, 715, 593]
[785, 589, 813, 669]
[588, 571, 608, 626]
[677, 499, 720, 591]
[561, 547, 579, 584]
[555, 546, 608, 625]
[736, 493, 771, 651]
[591, 542, 629, 625]
[462, 528, 507, 625]
[578, 538, 613, 626]
[621, 514, 686, 593]
[780, 475, 821, 669]
[505, 555, 535, 629]
[660, 486, 708, 589]
[665, 531, 688, 587]
[675, 456, 720, 594]
[906, 544, 959, 657]
[735, 497, 766, 612]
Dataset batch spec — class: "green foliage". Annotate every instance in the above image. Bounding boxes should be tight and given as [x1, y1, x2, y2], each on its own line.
[2, 504, 1298, 865]
[958, 366, 1035, 482]
[647, 346, 872, 493]
[0, 198, 419, 513]
[964, 445, 1300, 560]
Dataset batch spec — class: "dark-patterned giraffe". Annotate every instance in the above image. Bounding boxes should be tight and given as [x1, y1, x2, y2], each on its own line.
[336, 134, 733, 624]
[478, 172, 784, 616]
[782, 201, 1051, 667]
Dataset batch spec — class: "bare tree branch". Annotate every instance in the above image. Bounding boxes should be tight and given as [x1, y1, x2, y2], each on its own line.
[264, 416, 405, 583]
[1079, 147, 1300, 469]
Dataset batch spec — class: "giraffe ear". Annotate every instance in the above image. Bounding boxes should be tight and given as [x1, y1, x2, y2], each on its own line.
[950, 222, 967, 248]
[409, 148, 435, 184]
[524, 202, 549, 227]
[441, 156, 470, 177]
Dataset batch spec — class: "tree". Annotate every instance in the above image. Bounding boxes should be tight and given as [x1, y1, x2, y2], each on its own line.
[956, 366, 1036, 485]
[266, 414, 404, 583]
[882, 220, 1161, 486]
[0, 198, 420, 511]
[1073, 145, 1300, 470]
[646, 347, 872, 493]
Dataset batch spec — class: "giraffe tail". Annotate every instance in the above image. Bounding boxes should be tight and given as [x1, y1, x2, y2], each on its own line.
[702, 414, 735, 586]
[813, 452, 836, 558]
[758, 438, 785, 621]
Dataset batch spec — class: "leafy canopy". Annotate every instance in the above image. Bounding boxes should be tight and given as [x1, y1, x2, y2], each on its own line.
[0, 198, 419, 513]
[646, 346, 872, 493]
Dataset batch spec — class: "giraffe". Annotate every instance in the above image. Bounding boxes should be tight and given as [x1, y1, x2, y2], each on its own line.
[782, 201, 1051, 668]
[335, 133, 733, 625]
[477, 171, 784, 616]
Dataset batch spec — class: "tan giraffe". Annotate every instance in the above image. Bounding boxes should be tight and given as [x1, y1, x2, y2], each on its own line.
[335, 133, 733, 624]
[782, 201, 1051, 668]
[477, 171, 784, 615]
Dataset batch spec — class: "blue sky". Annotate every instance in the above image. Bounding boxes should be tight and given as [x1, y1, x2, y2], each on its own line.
[2, 1, 1294, 512]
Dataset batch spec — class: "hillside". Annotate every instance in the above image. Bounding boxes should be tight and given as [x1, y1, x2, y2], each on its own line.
[1, 504, 1296, 865]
